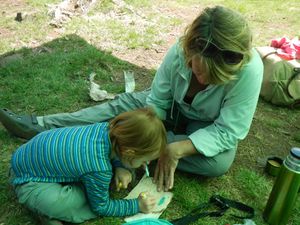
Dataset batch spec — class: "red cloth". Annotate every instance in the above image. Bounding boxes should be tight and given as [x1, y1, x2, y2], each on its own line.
[270, 37, 300, 60]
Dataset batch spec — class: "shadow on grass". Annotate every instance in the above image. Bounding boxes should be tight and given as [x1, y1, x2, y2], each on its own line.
[0, 34, 156, 225]
[0, 34, 155, 115]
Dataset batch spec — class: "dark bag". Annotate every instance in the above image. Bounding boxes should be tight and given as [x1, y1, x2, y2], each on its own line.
[171, 195, 254, 225]
[123, 195, 254, 225]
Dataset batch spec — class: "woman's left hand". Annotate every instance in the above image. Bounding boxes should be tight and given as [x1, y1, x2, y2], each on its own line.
[115, 167, 132, 191]
[154, 142, 180, 192]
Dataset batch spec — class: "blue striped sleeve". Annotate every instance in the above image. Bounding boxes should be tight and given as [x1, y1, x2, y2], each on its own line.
[82, 172, 139, 217]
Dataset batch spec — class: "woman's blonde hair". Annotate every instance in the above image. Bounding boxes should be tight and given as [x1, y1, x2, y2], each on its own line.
[181, 6, 252, 84]
[109, 107, 167, 159]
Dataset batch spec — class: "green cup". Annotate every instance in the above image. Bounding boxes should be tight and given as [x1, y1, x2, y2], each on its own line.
[265, 157, 283, 176]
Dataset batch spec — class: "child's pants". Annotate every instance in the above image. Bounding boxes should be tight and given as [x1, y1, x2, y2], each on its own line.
[14, 182, 97, 223]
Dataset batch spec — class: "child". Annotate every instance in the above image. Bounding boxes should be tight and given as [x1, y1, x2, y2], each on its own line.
[10, 107, 167, 225]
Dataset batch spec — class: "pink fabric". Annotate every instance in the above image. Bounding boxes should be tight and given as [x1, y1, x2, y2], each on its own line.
[270, 37, 300, 60]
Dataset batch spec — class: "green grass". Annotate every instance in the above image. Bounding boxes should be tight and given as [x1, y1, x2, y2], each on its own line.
[1, 0, 300, 225]
[0, 34, 154, 113]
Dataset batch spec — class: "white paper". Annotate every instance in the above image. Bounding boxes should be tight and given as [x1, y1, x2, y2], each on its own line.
[88, 72, 115, 101]
[124, 175, 173, 222]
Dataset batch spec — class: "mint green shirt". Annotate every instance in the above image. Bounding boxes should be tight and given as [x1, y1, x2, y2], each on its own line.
[146, 42, 263, 157]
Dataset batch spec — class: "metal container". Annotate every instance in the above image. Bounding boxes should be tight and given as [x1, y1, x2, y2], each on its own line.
[263, 147, 300, 225]
[265, 156, 283, 177]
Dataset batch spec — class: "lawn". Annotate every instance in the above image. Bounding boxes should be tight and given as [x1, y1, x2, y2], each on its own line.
[0, 0, 300, 225]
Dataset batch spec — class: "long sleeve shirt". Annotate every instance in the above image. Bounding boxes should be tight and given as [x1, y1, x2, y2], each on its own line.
[146, 41, 263, 157]
[11, 122, 139, 217]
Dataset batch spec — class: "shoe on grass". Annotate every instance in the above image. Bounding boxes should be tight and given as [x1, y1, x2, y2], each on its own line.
[0, 108, 46, 140]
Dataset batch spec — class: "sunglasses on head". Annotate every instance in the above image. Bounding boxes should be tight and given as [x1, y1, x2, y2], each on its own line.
[195, 38, 244, 65]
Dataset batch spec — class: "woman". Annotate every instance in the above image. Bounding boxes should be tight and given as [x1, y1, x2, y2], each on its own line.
[1, 6, 263, 192]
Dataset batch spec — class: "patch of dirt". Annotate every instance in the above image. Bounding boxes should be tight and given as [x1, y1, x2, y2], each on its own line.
[0, 0, 38, 43]
[48, 0, 97, 28]
[104, 3, 202, 69]
[0, 0, 26, 12]
[0, 28, 14, 39]
[0, 0, 31, 20]
[0, 0, 199, 69]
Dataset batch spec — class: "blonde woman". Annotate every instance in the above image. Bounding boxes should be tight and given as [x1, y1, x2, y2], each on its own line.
[10, 108, 166, 225]
[3, 6, 263, 193]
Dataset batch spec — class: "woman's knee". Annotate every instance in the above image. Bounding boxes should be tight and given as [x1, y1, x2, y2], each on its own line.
[207, 161, 232, 177]
[177, 149, 236, 177]
[210, 149, 236, 176]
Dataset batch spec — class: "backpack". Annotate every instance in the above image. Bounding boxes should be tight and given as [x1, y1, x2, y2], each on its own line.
[256, 46, 300, 108]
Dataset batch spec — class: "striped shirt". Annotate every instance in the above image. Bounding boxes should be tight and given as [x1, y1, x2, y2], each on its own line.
[11, 122, 139, 217]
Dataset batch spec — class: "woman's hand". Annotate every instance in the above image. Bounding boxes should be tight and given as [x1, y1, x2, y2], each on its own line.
[114, 167, 132, 191]
[154, 139, 198, 192]
[138, 192, 157, 213]
[154, 142, 180, 192]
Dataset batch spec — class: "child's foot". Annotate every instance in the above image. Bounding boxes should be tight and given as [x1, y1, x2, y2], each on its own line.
[38, 216, 63, 225]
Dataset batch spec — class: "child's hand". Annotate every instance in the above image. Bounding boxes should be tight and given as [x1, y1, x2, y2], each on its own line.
[138, 192, 157, 213]
[114, 167, 132, 191]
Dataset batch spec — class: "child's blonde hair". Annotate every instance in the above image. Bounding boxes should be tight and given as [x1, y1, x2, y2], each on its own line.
[109, 107, 167, 159]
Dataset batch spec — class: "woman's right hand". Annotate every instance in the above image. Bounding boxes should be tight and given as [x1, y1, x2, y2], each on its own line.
[154, 142, 180, 192]
[138, 192, 157, 213]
